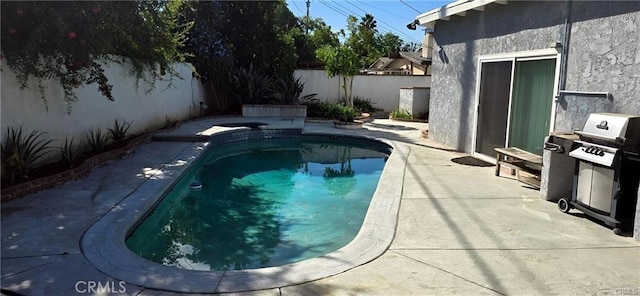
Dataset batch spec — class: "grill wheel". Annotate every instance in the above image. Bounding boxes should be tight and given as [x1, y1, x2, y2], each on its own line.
[557, 197, 571, 214]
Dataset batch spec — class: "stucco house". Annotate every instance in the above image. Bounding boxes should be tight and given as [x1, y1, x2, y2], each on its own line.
[410, 0, 640, 240]
[410, 0, 640, 160]
[364, 52, 431, 76]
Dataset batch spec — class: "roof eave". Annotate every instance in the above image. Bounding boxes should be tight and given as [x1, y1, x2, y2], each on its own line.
[415, 0, 507, 29]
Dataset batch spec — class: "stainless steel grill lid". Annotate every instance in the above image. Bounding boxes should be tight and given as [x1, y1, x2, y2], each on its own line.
[575, 113, 640, 143]
[569, 113, 640, 167]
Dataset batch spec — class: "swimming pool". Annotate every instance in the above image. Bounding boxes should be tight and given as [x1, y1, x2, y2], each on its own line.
[126, 137, 391, 271]
[81, 129, 406, 293]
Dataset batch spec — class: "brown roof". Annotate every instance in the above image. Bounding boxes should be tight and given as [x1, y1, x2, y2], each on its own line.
[399, 51, 431, 65]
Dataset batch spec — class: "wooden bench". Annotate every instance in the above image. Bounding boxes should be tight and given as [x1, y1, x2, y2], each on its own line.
[494, 147, 543, 189]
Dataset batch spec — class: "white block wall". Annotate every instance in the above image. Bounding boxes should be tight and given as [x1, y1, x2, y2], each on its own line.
[1, 59, 206, 163]
[294, 70, 431, 112]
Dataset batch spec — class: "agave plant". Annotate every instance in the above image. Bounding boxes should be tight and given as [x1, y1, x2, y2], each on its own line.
[108, 118, 133, 143]
[1, 127, 54, 183]
[86, 127, 110, 152]
[58, 136, 83, 167]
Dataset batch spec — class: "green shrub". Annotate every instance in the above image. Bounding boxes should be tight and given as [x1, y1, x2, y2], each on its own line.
[353, 97, 378, 113]
[321, 102, 343, 119]
[1, 127, 54, 183]
[322, 103, 358, 122]
[302, 99, 323, 118]
[301, 100, 359, 122]
[335, 104, 359, 122]
[390, 108, 412, 120]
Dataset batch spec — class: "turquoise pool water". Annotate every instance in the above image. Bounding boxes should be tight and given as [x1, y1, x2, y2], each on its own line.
[126, 137, 390, 271]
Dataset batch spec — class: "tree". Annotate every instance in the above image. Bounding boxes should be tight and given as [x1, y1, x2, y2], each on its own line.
[345, 14, 380, 68]
[183, 0, 299, 112]
[377, 32, 403, 56]
[294, 17, 339, 66]
[401, 42, 422, 52]
[359, 14, 378, 33]
[0, 0, 191, 112]
[316, 45, 359, 107]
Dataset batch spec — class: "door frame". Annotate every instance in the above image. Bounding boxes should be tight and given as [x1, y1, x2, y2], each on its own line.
[471, 48, 561, 163]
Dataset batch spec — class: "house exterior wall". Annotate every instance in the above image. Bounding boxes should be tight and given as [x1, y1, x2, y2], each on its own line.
[408, 64, 427, 76]
[429, 0, 640, 151]
[388, 59, 409, 72]
[1, 60, 206, 164]
[556, 3, 640, 132]
[294, 69, 431, 112]
[429, 0, 565, 151]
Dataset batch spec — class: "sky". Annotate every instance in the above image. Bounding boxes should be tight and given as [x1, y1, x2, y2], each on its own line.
[285, 0, 451, 45]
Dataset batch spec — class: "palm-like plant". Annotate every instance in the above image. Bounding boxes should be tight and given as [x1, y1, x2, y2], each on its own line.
[1, 127, 54, 183]
[359, 14, 377, 33]
[229, 63, 276, 104]
[274, 76, 317, 105]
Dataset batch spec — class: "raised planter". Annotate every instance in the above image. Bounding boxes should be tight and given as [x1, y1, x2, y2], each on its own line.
[334, 121, 364, 129]
[242, 104, 307, 118]
[1, 134, 151, 203]
[388, 116, 428, 123]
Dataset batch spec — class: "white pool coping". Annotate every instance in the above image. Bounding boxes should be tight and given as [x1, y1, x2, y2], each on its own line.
[80, 129, 409, 293]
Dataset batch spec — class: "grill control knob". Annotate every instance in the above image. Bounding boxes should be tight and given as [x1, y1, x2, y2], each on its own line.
[598, 150, 605, 156]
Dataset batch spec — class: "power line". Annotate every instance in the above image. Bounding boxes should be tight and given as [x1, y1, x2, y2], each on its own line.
[352, 0, 412, 20]
[346, 2, 425, 45]
[333, 0, 422, 44]
[316, 0, 426, 47]
[317, 0, 350, 18]
[291, 0, 305, 14]
[399, 0, 421, 13]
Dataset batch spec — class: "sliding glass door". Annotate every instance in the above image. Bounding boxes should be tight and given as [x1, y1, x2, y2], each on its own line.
[508, 59, 555, 155]
[475, 61, 512, 156]
[474, 57, 556, 157]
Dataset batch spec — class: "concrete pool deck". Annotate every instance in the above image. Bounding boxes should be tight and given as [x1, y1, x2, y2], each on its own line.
[2, 117, 639, 295]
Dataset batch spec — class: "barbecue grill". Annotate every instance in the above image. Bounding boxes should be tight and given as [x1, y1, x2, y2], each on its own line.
[557, 113, 640, 235]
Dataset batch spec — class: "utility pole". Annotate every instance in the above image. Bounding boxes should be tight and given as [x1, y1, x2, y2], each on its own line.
[306, 0, 311, 34]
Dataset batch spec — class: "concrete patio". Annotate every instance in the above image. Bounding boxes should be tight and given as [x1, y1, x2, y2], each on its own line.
[1, 118, 638, 295]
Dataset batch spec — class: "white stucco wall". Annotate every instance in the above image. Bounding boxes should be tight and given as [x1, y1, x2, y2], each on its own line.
[1, 59, 206, 163]
[399, 87, 430, 117]
[294, 70, 431, 112]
